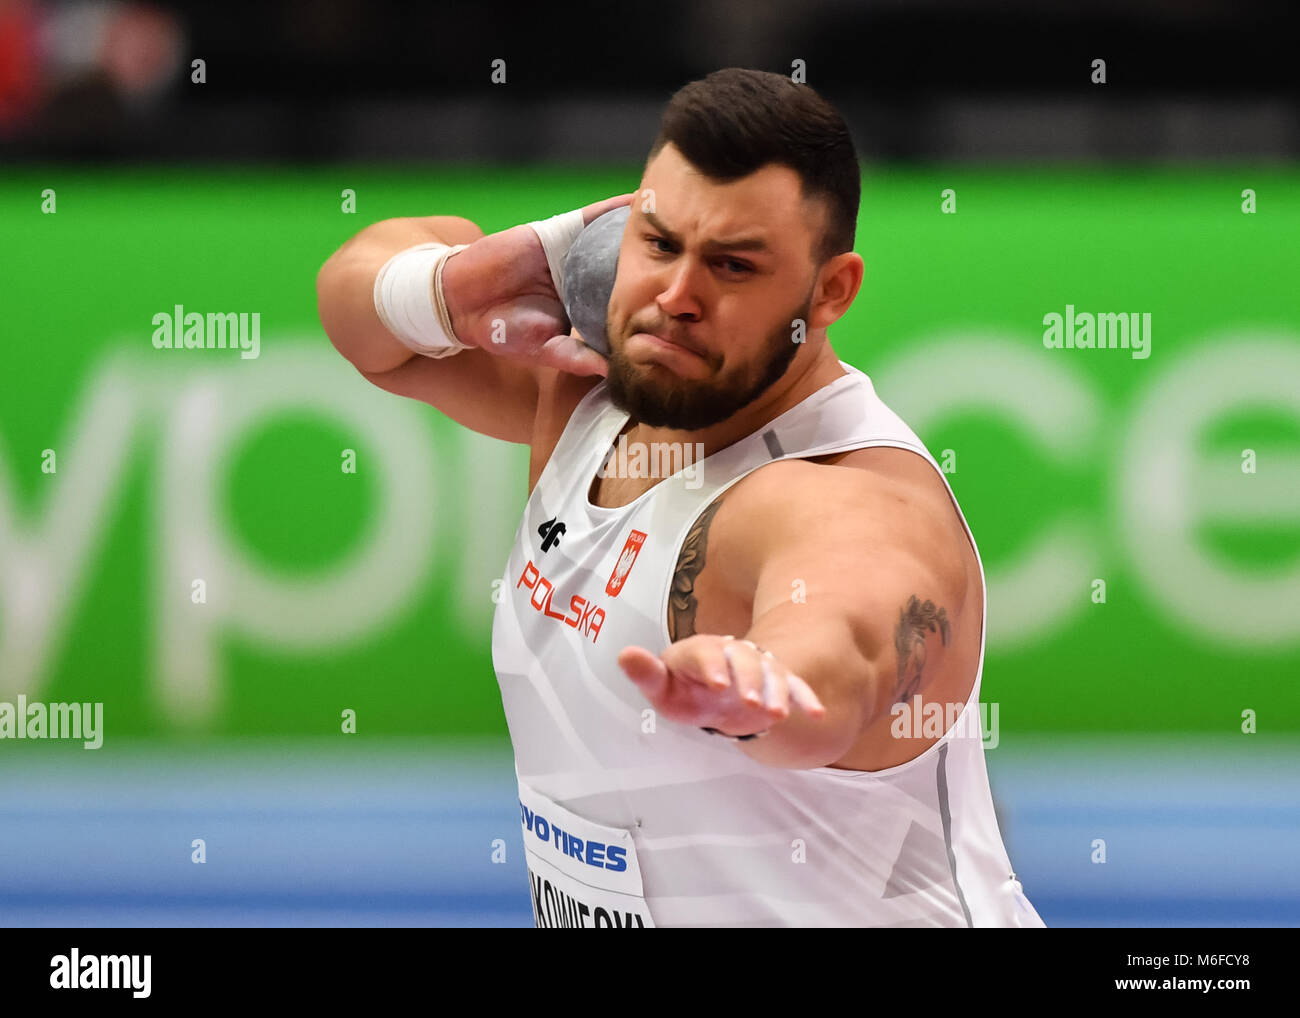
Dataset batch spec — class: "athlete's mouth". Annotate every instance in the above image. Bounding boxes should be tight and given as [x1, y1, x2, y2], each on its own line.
[631, 331, 706, 359]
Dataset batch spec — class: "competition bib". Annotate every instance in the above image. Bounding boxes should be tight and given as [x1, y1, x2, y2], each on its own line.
[517, 780, 655, 928]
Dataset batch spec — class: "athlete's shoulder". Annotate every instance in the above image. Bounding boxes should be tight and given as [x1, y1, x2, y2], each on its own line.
[712, 448, 970, 598]
[728, 445, 950, 519]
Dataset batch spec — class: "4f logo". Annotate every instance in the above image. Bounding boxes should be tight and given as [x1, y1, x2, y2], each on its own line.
[538, 517, 567, 553]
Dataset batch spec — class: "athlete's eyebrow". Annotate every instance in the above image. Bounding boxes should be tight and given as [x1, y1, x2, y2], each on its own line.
[642, 211, 772, 254]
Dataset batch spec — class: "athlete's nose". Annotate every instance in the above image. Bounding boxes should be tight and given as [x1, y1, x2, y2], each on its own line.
[655, 260, 704, 323]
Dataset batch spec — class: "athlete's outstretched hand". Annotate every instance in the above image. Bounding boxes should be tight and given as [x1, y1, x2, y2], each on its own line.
[617, 634, 826, 739]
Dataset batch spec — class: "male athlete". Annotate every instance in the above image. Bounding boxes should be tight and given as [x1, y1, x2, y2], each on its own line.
[317, 68, 1044, 927]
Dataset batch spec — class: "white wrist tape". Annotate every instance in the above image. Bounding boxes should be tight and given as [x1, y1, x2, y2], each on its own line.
[526, 207, 587, 296]
[372, 242, 471, 358]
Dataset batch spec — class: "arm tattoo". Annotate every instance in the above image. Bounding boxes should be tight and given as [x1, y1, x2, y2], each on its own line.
[893, 595, 951, 703]
[667, 494, 726, 641]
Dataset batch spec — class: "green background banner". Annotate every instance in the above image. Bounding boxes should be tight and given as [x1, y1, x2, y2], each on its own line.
[2, 167, 1297, 738]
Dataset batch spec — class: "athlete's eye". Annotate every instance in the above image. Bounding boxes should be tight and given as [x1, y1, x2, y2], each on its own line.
[646, 235, 674, 253]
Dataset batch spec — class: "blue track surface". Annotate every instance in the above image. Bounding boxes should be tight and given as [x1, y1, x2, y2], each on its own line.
[1, 736, 1295, 927]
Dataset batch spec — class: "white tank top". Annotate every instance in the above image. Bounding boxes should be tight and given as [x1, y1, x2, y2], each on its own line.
[491, 361, 1045, 927]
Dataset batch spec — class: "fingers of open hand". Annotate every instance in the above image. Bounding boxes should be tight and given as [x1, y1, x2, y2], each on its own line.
[785, 673, 827, 719]
[719, 636, 827, 721]
[621, 643, 715, 726]
[629, 635, 827, 734]
[721, 638, 788, 723]
[660, 635, 814, 733]
[617, 645, 669, 701]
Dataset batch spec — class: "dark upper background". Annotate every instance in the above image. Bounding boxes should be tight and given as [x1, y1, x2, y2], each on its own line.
[1, 0, 1297, 163]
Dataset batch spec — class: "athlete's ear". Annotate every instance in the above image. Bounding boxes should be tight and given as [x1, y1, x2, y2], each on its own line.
[809, 252, 863, 330]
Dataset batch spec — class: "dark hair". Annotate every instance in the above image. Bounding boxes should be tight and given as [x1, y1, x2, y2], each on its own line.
[646, 68, 860, 265]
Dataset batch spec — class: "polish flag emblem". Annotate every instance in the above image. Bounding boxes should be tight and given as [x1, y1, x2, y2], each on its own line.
[606, 530, 647, 596]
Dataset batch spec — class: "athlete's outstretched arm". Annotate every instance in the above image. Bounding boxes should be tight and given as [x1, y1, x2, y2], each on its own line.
[618, 459, 969, 769]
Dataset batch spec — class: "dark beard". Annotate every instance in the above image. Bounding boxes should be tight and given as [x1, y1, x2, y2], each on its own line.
[603, 293, 813, 431]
